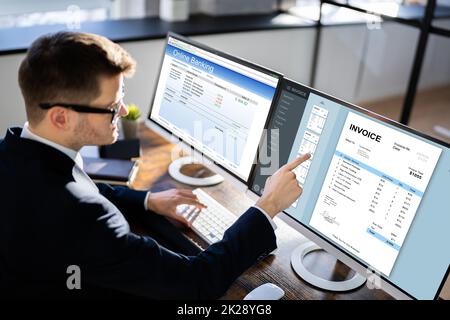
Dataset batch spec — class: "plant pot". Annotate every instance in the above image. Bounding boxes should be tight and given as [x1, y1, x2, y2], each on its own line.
[121, 119, 138, 140]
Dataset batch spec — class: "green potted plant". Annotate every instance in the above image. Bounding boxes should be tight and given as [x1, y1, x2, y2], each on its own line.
[121, 103, 141, 139]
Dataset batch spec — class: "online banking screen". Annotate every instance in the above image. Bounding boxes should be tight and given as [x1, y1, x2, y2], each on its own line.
[150, 35, 280, 181]
[251, 79, 450, 299]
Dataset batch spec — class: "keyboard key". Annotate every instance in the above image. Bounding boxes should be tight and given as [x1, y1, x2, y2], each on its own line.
[179, 188, 238, 245]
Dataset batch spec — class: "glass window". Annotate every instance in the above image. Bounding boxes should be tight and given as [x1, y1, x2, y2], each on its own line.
[0, 0, 152, 30]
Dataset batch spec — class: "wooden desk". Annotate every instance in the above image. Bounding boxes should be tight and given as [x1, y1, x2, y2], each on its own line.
[131, 123, 393, 300]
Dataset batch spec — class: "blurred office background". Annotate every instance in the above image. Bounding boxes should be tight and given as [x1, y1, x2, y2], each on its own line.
[0, 0, 449, 144]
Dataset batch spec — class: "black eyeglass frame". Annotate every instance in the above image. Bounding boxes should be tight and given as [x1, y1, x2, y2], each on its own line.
[38, 101, 122, 124]
[38, 83, 125, 124]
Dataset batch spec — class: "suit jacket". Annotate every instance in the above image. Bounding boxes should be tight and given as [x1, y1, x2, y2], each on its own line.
[0, 127, 277, 299]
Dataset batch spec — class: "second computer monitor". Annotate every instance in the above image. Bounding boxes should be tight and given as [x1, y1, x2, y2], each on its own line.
[148, 33, 281, 182]
[250, 78, 450, 300]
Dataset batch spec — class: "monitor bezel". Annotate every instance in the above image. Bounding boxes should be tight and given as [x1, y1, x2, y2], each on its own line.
[146, 32, 283, 185]
[248, 77, 450, 300]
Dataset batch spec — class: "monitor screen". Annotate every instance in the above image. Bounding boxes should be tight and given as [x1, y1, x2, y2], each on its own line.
[149, 33, 281, 182]
[250, 78, 450, 300]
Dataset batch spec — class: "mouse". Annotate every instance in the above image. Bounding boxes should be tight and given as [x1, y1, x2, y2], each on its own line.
[243, 283, 285, 300]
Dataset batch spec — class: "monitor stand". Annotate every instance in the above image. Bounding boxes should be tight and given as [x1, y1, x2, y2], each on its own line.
[168, 156, 224, 186]
[291, 241, 366, 292]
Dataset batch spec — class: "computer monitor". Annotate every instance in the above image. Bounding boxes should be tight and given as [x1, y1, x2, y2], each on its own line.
[147, 32, 281, 186]
[249, 78, 450, 300]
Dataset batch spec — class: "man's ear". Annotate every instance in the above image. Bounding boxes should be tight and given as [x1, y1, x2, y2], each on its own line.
[48, 107, 70, 130]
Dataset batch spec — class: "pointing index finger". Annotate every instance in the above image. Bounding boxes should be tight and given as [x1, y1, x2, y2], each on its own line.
[283, 153, 311, 171]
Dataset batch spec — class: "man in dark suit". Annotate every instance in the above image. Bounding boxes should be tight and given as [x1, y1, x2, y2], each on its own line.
[0, 32, 309, 299]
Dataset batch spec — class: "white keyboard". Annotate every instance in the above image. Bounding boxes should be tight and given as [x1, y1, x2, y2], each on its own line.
[176, 188, 237, 245]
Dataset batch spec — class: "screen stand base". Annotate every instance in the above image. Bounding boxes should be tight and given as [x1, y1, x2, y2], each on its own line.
[168, 156, 224, 186]
[291, 241, 366, 292]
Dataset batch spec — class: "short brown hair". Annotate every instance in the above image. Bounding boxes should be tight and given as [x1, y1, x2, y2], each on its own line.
[18, 32, 136, 125]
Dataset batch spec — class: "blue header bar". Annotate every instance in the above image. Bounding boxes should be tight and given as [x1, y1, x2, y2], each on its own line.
[165, 44, 277, 101]
[335, 150, 424, 197]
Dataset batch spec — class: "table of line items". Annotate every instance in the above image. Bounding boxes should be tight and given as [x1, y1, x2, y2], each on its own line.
[310, 112, 441, 276]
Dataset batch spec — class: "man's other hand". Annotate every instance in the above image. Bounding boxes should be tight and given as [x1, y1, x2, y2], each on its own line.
[147, 189, 206, 227]
[256, 153, 311, 218]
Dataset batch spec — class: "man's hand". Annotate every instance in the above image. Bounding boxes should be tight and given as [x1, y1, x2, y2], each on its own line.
[147, 189, 206, 227]
[256, 153, 311, 218]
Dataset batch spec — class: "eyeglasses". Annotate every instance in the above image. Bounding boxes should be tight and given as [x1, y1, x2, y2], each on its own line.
[39, 100, 123, 124]
[38, 84, 125, 124]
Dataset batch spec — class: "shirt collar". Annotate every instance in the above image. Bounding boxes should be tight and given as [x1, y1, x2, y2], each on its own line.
[20, 122, 84, 169]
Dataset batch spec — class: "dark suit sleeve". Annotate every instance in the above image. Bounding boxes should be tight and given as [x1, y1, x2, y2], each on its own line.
[78, 201, 277, 299]
[96, 183, 147, 212]
[95, 183, 202, 256]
